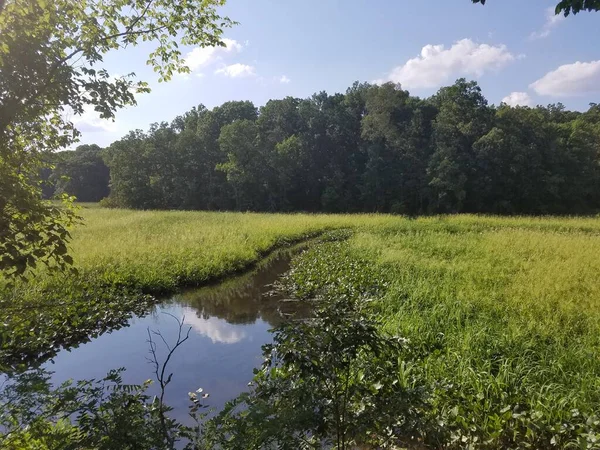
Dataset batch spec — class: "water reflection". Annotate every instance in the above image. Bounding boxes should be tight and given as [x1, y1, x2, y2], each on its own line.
[183, 312, 247, 344]
[43, 247, 308, 422]
[175, 249, 308, 327]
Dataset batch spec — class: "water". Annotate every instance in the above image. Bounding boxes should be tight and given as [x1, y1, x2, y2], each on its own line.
[43, 249, 306, 423]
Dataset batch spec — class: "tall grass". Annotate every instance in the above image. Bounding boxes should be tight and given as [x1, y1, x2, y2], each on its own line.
[2, 206, 600, 445]
[61, 207, 600, 292]
[351, 225, 600, 446]
[280, 221, 600, 446]
[0, 207, 394, 367]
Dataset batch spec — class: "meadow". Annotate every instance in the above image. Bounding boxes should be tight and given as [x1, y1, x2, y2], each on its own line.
[281, 221, 600, 447]
[2, 207, 600, 446]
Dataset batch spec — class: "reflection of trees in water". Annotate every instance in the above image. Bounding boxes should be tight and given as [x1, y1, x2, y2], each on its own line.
[174, 251, 309, 327]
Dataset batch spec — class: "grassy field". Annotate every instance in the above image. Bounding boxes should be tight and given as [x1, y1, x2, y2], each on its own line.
[40, 205, 600, 292]
[0, 206, 393, 367]
[283, 223, 600, 447]
[60, 206, 394, 291]
[2, 207, 600, 445]
[361, 227, 600, 446]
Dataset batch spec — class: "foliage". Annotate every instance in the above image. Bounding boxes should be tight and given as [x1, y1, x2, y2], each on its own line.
[0, 314, 215, 450]
[0, 368, 181, 450]
[555, 0, 600, 14]
[50, 145, 110, 202]
[3, 213, 600, 447]
[0, 279, 157, 372]
[0, 188, 79, 281]
[472, 0, 600, 15]
[201, 296, 427, 449]
[199, 224, 600, 448]
[0, 0, 232, 277]
[0, 208, 389, 369]
[200, 224, 600, 447]
[4, 210, 600, 370]
[96, 80, 600, 215]
[350, 224, 600, 447]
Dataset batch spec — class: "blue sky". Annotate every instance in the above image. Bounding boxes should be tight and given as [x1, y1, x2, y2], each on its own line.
[77, 0, 600, 147]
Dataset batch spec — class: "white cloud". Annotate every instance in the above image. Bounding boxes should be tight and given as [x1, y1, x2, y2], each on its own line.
[530, 60, 600, 97]
[181, 307, 247, 344]
[184, 38, 243, 72]
[379, 39, 516, 90]
[530, 7, 565, 40]
[71, 105, 118, 133]
[278, 75, 291, 84]
[215, 63, 256, 78]
[502, 91, 533, 107]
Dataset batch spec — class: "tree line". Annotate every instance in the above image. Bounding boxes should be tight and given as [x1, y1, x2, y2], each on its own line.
[45, 79, 600, 215]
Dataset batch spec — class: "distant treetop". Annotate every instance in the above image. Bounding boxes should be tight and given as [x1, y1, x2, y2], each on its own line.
[472, 0, 600, 16]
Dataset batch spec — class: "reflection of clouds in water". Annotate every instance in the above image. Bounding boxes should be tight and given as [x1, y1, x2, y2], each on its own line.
[181, 307, 247, 344]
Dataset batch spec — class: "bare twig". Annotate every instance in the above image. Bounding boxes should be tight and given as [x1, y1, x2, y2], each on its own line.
[146, 312, 192, 447]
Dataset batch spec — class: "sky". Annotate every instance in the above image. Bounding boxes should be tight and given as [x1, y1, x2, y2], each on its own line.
[76, 0, 600, 147]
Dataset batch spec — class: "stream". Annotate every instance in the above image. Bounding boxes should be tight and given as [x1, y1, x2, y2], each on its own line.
[43, 248, 307, 424]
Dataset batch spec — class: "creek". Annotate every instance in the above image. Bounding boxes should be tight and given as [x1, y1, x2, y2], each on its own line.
[43, 248, 307, 423]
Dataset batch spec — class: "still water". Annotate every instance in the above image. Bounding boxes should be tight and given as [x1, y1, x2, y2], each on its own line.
[44, 250, 305, 423]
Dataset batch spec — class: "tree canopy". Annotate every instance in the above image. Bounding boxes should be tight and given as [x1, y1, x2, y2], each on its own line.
[472, 0, 600, 15]
[77, 79, 600, 216]
[0, 0, 232, 278]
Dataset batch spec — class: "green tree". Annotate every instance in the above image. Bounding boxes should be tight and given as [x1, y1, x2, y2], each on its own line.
[360, 82, 435, 214]
[197, 101, 258, 209]
[472, 0, 600, 15]
[52, 145, 110, 202]
[428, 79, 492, 213]
[103, 130, 159, 209]
[94, 80, 600, 216]
[0, 0, 232, 277]
[472, 107, 556, 214]
[217, 120, 264, 210]
[272, 135, 307, 211]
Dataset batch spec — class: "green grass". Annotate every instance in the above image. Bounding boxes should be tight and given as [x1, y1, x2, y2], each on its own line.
[64, 207, 390, 291]
[56, 206, 600, 292]
[2, 206, 600, 446]
[0, 207, 393, 367]
[283, 222, 600, 447]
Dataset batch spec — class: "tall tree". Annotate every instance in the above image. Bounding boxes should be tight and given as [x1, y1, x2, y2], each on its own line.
[257, 97, 303, 210]
[428, 79, 492, 213]
[53, 145, 110, 202]
[217, 120, 264, 210]
[97, 80, 600, 217]
[472, 0, 600, 15]
[472, 107, 557, 214]
[360, 83, 434, 214]
[103, 130, 156, 209]
[0, 0, 232, 278]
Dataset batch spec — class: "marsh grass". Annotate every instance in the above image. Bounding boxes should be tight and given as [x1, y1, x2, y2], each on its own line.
[2, 207, 600, 446]
[288, 225, 600, 447]
[0, 208, 392, 367]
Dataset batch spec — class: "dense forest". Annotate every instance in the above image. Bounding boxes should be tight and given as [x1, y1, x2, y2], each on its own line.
[45, 79, 600, 215]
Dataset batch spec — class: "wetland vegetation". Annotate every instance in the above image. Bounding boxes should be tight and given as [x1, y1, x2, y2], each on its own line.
[2, 209, 600, 448]
[2, 0, 600, 447]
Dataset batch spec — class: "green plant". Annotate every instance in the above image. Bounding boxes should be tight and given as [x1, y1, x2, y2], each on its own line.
[200, 295, 426, 449]
[0, 368, 179, 450]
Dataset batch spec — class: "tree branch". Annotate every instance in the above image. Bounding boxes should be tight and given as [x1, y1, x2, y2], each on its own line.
[146, 313, 192, 447]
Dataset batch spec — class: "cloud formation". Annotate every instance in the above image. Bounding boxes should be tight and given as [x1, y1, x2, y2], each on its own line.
[501, 91, 533, 107]
[182, 308, 247, 344]
[530, 60, 600, 97]
[71, 105, 117, 133]
[184, 38, 243, 73]
[379, 39, 516, 90]
[215, 63, 256, 78]
[279, 75, 291, 84]
[530, 7, 565, 40]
